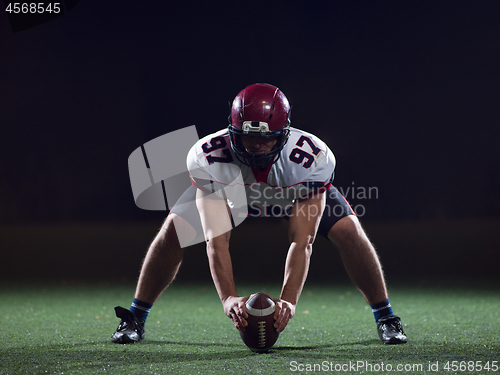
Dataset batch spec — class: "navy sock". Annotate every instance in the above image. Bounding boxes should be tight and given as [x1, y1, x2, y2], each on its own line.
[130, 298, 153, 323]
[370, 299, 393, 322]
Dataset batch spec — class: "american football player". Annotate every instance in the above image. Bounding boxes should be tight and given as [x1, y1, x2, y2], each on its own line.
[112, 83, 407, 345]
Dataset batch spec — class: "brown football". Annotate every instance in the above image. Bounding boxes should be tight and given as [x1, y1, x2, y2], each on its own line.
[239, 292, 280, 352]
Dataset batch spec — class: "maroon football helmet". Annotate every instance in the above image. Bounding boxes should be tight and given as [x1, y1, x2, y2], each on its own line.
[228, 83, 291, 168]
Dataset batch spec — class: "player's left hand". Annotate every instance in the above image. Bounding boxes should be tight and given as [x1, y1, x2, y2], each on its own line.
[272, 298, 295, 333]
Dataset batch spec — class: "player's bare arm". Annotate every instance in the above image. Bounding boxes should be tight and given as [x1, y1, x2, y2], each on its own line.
[273, 190, 326, 333]
[195, 188, 249, 331]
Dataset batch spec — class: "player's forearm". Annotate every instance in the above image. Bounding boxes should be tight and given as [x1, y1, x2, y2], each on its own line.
[195, 188, 237, 302]
[280, 241, 312, 305]
[206, 237, 238, 303]
[281, 192, 324, 305]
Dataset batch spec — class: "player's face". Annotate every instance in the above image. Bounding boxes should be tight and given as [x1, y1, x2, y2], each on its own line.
[240, 135, 278, 154]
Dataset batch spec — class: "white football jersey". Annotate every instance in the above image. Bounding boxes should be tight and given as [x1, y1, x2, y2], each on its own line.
[187, 127, 336, 218]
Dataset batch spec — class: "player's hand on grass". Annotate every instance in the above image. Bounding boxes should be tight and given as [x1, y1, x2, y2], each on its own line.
[273, 298, 295, 333]
[223, 296, 249, 331]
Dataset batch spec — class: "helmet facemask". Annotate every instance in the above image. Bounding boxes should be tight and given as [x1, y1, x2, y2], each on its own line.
[228, 121, 290, 169]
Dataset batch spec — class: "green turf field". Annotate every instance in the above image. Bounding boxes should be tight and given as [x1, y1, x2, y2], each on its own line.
[1, 281, 499, 374]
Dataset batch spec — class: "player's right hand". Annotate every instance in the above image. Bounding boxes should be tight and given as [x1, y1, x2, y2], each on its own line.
[223, 296, 248, 332]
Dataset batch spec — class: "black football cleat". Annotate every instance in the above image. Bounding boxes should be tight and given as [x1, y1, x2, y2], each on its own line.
[111, 306, 145, 344]
[376, 315, 408, 345]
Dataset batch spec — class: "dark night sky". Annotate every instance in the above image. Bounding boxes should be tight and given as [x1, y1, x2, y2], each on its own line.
[1, 1, 499, 224]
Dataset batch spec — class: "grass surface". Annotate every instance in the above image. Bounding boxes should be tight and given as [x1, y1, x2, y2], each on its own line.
[1, 281, 499, 374]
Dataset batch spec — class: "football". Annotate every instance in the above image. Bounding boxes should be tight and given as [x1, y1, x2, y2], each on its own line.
[239, 292, 280, 352]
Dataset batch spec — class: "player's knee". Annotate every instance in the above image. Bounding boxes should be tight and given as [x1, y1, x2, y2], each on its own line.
[163, 213, 199, 247]
[327, 215, 365, 247]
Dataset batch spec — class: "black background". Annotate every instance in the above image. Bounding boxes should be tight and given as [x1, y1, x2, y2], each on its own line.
[1, 1, 499, 283]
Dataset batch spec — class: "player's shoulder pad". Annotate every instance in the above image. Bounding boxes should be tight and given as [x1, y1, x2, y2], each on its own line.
[283, 127, 336, 169]
[187, 128, 231, 167]
[187, 128, 242, 189]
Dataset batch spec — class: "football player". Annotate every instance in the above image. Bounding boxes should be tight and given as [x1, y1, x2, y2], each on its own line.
[112, 83, 407, 345]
